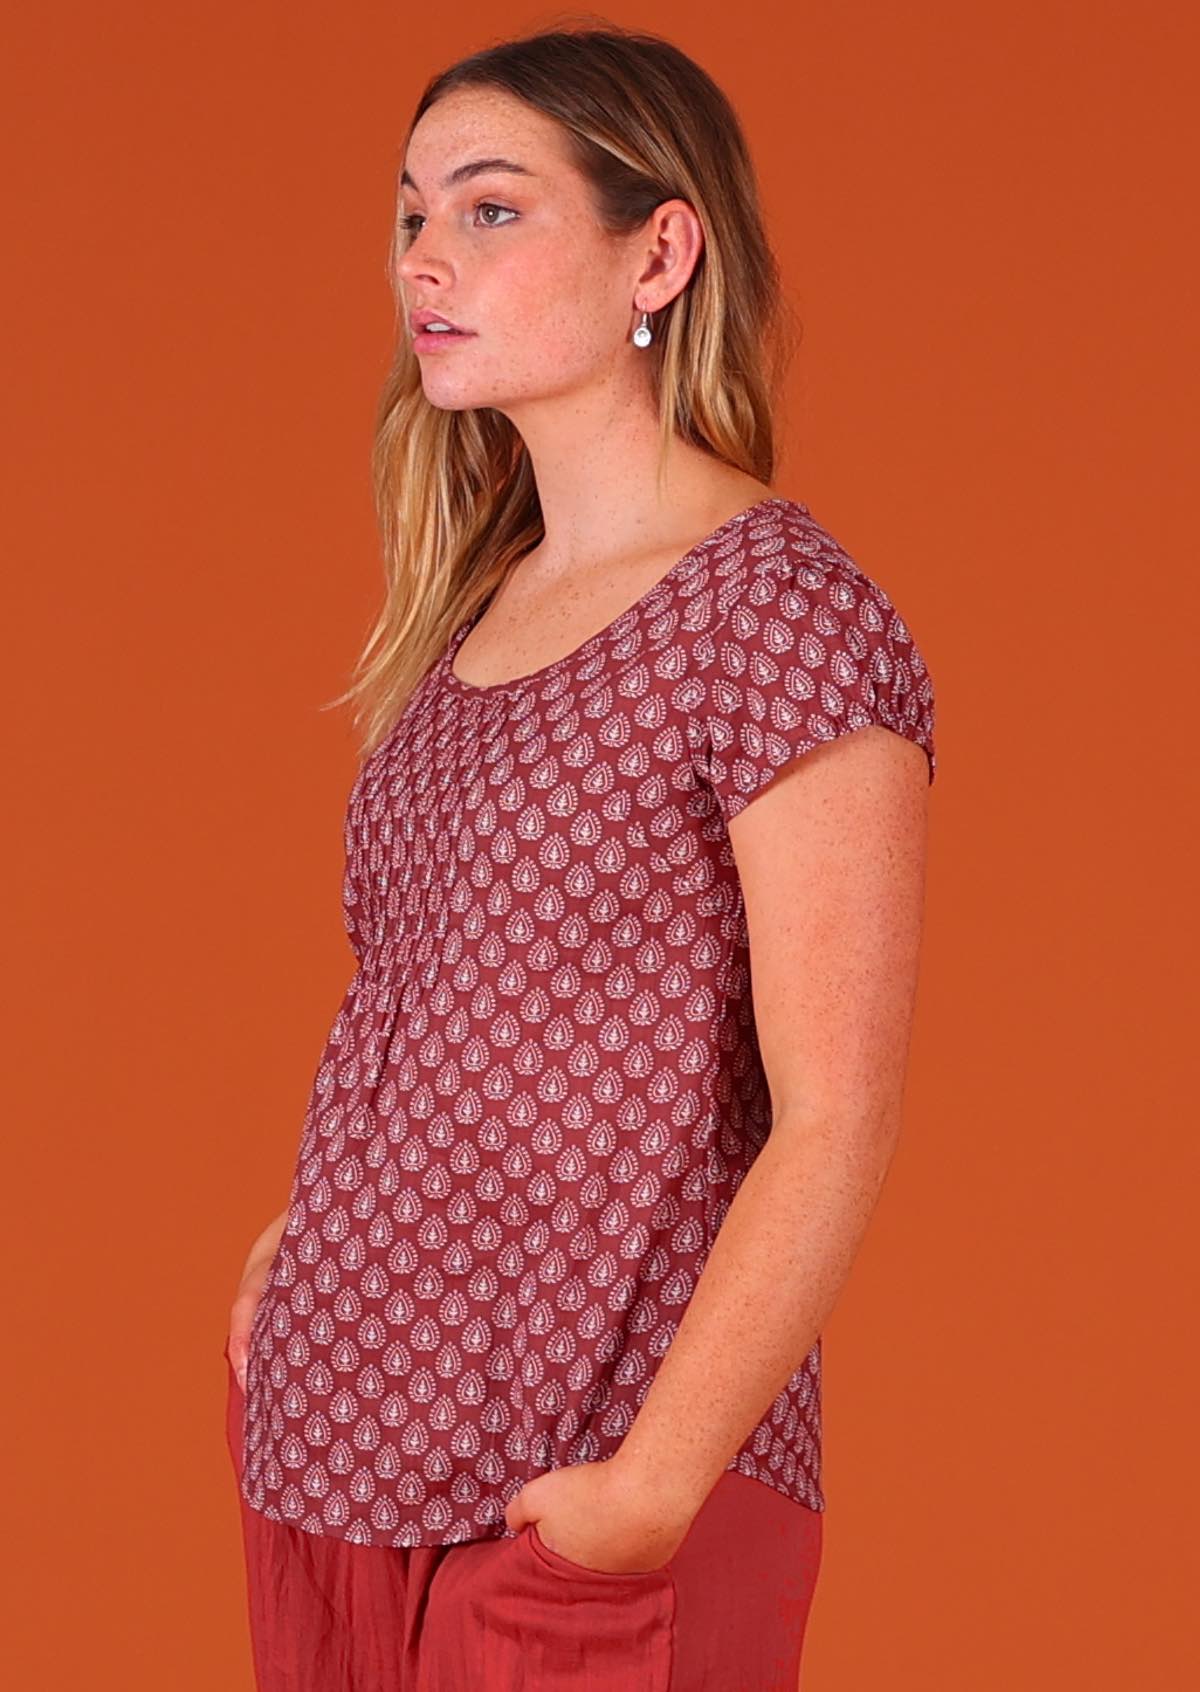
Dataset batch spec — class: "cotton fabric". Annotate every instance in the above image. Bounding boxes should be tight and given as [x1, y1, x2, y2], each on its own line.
[237, 493, 937, 1554]
[227, 1354, 824, 1691]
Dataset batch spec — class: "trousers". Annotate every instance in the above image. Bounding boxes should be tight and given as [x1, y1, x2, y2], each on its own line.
[226, 1355, 822, 1690]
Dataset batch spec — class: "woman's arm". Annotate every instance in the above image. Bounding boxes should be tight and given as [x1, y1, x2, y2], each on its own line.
[614, 723, 931, 1519]
[226, 1206, 289, 1391]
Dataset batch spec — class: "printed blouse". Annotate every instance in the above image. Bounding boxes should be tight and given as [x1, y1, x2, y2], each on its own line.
[239, 494, 937, 1548]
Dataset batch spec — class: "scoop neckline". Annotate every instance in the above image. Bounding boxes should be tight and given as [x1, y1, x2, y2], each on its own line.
[442, 494, 803, 699]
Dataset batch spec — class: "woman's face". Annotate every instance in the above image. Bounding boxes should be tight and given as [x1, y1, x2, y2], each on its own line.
[395, 87, 655, 418]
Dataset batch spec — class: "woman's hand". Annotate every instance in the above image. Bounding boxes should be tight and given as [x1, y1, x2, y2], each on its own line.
[225, 1207, 287, 1393]
[503, 1453, 698, 1575]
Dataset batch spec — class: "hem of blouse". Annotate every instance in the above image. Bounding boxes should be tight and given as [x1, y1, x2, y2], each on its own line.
[235, 1475, 824, 1549]
[722, 1460, 827, 1515]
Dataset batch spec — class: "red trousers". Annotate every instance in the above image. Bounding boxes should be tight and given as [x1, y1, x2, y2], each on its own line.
[226, 1356, 822, 1690]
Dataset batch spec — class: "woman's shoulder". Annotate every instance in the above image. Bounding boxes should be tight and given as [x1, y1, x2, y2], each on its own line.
[703, 499, 925, 658]
[690, 498, 938, 810]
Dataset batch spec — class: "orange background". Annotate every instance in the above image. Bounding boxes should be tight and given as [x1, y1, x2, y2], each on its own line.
[5, 3, 1194, 1687]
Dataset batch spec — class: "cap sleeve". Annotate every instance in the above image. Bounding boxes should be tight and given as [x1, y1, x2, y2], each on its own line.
[697, 551, 937, 824]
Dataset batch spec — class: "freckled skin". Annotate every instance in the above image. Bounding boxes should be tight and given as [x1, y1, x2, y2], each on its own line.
[615, 724, 932, 1526]
[399, 89, 630, 421]
[395, 86, 772, 683]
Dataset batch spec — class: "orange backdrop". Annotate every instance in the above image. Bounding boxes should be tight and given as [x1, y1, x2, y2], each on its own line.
[4, 3, 1194, 1688]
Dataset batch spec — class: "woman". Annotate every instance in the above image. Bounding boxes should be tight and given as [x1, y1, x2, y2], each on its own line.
[224, 24, 937, 1692]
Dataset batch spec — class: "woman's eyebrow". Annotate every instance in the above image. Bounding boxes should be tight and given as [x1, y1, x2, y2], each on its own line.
[400, 157, 539, 193]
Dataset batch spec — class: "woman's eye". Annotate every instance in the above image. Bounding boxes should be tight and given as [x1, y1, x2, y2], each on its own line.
[475, 201, 518, 227]
[399, 202, 518, 239]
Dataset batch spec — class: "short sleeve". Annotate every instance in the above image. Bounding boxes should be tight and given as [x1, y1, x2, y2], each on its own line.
[697, 555, 937, 823]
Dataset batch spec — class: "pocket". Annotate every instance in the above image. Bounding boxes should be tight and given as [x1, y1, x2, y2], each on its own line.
[527, 1521, 673, 1585]
[224, 1352, 245, 1482]
[511, 1523, 677, 1692]
[420, 1529, 676, 1692]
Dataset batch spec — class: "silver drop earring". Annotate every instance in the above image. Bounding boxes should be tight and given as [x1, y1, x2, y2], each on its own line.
[632, 308, 653, 348]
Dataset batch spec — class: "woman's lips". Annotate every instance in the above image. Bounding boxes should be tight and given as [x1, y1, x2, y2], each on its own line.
[414, 326, 476, 352]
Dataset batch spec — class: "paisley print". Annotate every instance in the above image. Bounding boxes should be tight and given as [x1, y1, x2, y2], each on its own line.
[239, 495, 936, 1548]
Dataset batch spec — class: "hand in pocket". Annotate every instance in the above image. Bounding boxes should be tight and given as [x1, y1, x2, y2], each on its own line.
[224, 1206, 288, 1391]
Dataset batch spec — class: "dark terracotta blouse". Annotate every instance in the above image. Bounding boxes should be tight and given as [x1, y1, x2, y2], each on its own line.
[239, 495, 937, 1548]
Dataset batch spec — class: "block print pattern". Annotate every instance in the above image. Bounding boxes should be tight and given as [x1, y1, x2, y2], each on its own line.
[239, 496, 936, 1547]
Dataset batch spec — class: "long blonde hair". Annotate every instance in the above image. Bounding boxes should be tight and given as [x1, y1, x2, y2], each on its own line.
[328, 23, 799, 757]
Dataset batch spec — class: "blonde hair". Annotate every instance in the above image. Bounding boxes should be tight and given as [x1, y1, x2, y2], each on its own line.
[328, 22, 799, 757]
